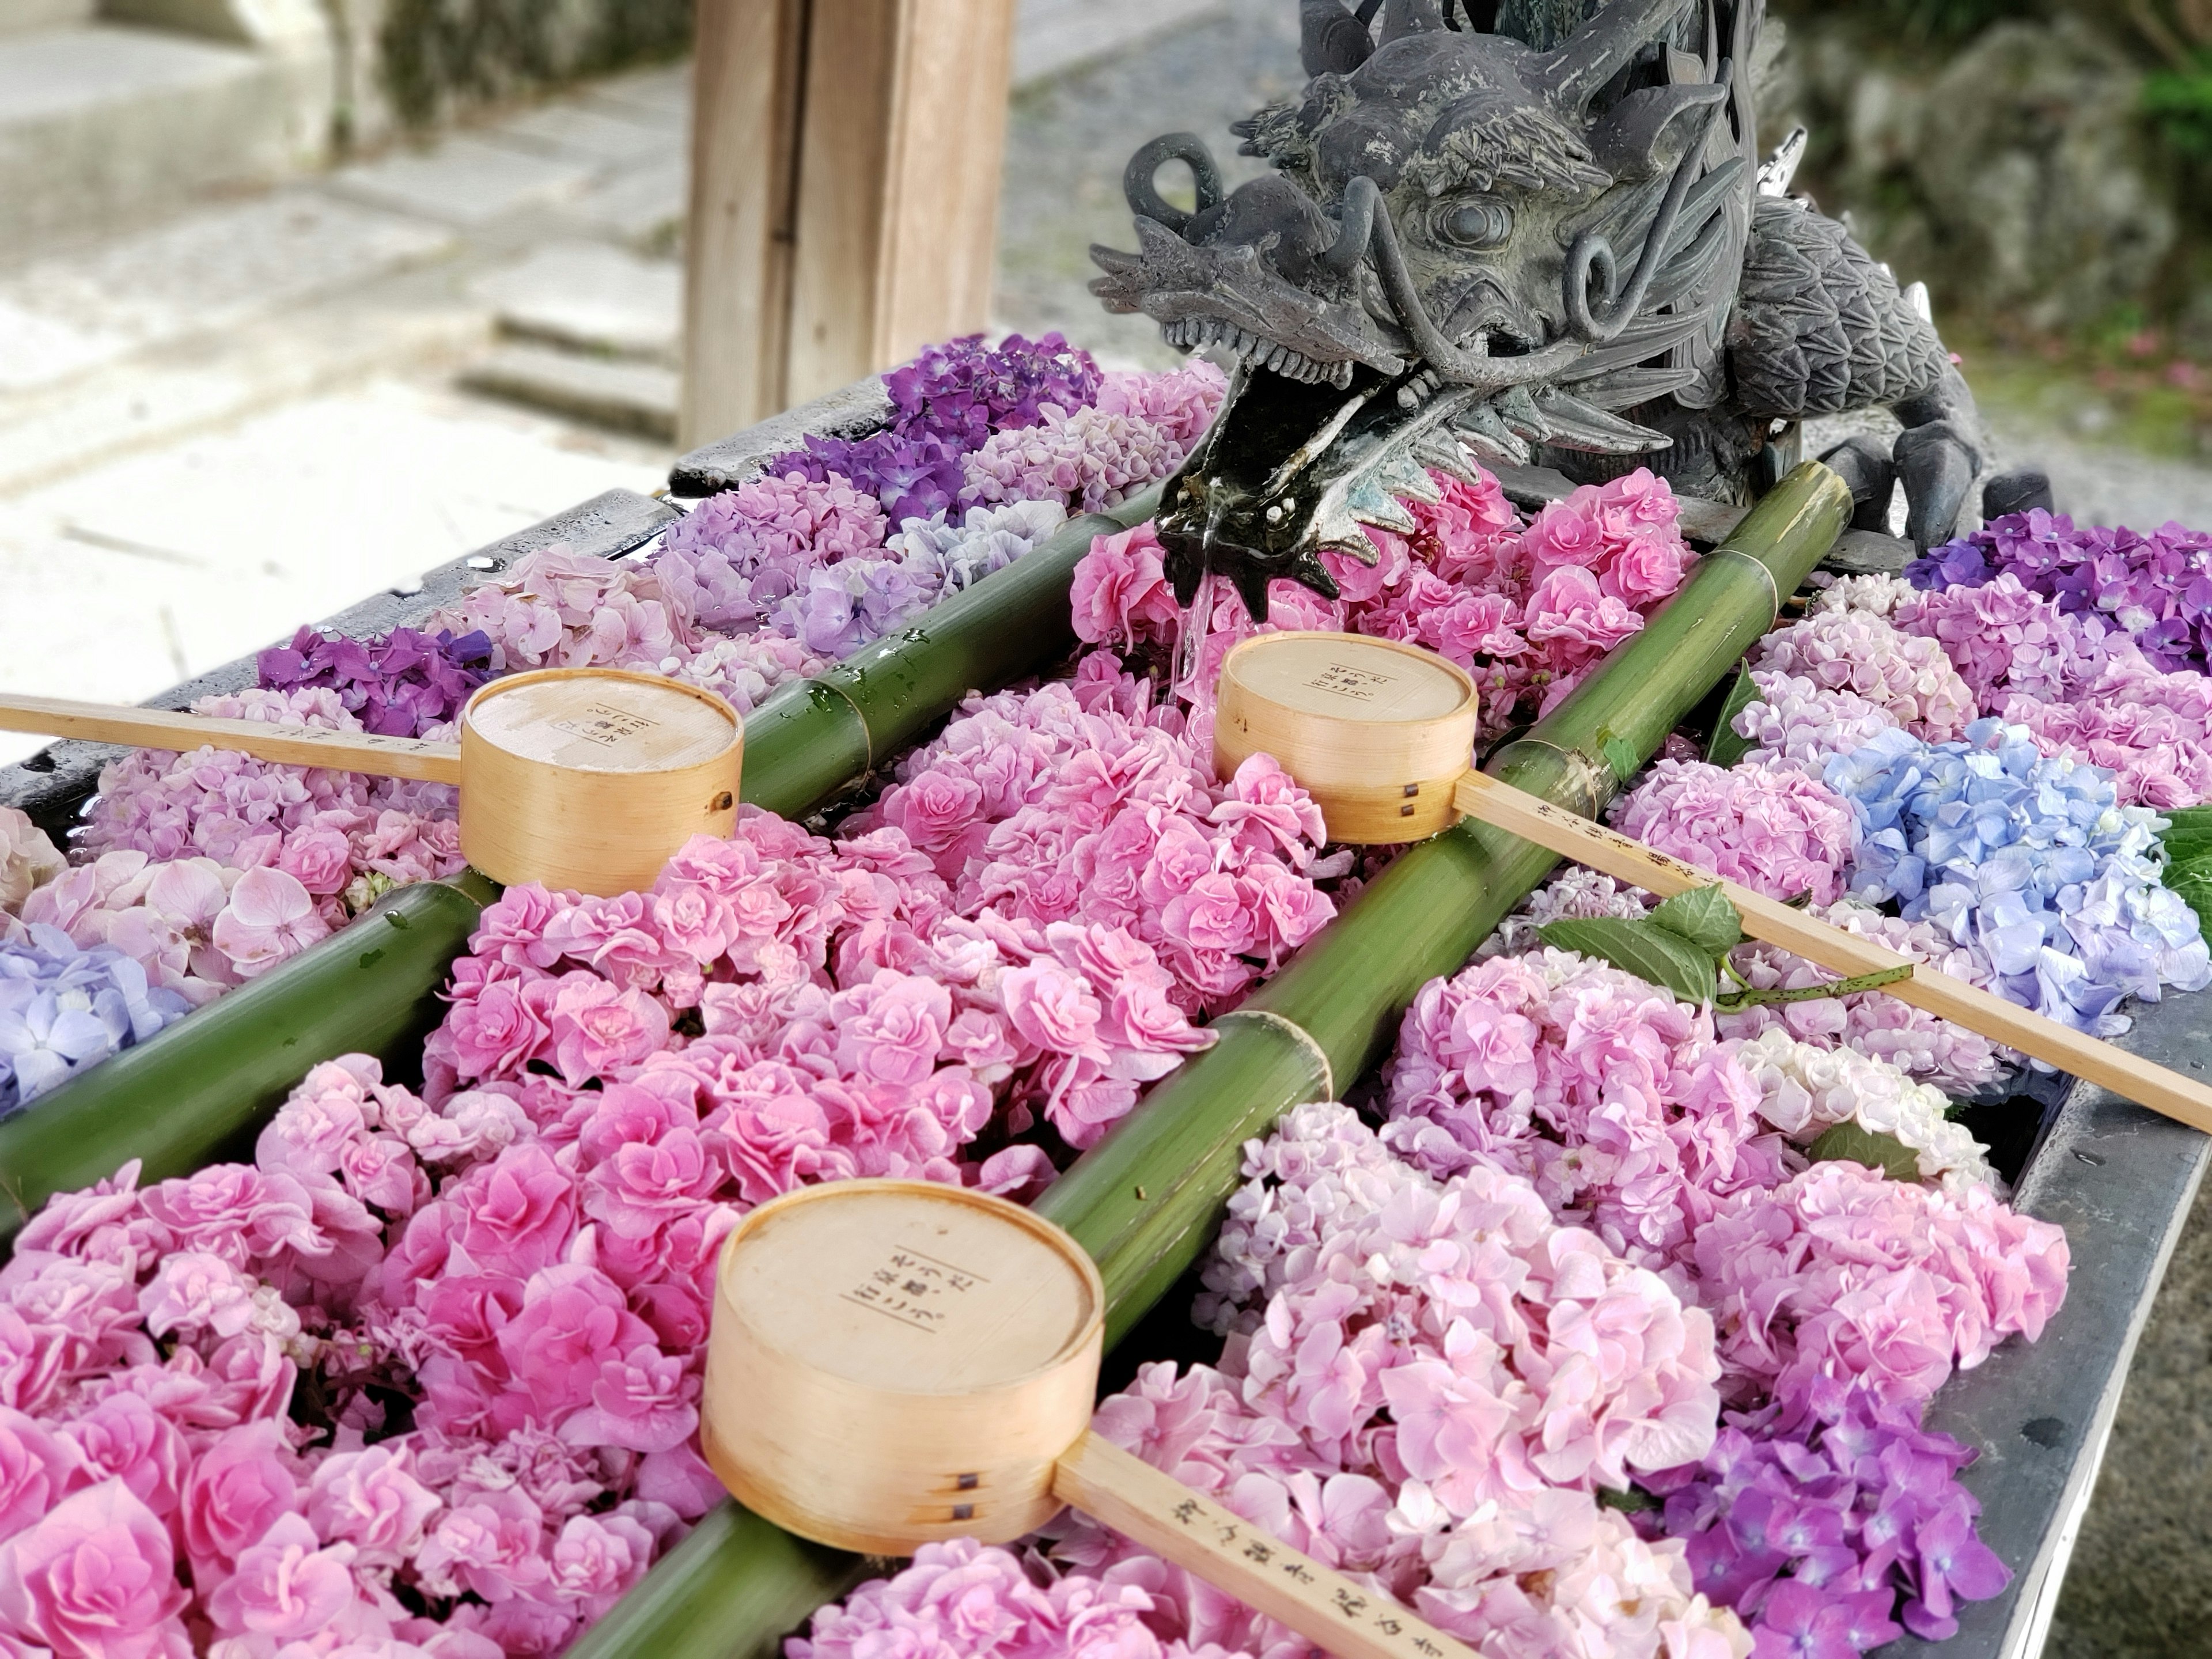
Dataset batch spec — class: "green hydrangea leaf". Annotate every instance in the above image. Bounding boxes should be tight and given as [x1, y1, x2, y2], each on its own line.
[1703, 665, 1761, 769]
[2156, 832, 2212, 866]
[1537, 917, 1721, 1006]
[1808, 1120, 1923, 1183]
[1649, 885, 1744, 955]
[1597, 1486, 1661, 1514]
[2166, 866, 2212, 940]
[1601, 735, 1642, 783]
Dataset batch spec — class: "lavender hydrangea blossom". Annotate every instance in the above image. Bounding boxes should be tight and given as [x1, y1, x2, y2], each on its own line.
[764, 333, 1105, 521]
[1643, 1376, 2007, 1652]
[0, 924, 188, 1115]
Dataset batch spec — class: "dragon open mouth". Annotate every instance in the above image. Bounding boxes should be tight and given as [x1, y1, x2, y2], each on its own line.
[1086, 0, 1753, 613]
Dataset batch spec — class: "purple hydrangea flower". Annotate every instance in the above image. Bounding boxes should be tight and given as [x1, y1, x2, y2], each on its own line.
[1647, 1378, 1987, 1658]
[763, 334, 1105, 522]
[1913, 510, 2212, 674]
[257, 625, 492, 737]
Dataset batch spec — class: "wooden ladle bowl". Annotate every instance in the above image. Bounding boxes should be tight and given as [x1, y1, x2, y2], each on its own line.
[1211, 632, 1479, 843]
[0, 666, 741, 896]
[702, 1179, 1484, 1659]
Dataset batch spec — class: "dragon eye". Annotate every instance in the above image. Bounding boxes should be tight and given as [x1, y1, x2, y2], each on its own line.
[1441, 198, 1514, 249]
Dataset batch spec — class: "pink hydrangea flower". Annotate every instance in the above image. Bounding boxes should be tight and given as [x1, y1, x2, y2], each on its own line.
[0, 1480, 191, 1659]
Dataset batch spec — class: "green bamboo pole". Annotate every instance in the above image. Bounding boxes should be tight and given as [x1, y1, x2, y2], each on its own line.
[0, 872, 498, 1234]
[0, 494, 1160, 1242]
[567, 461, 1853, 1659]
[738, 493, 1160, 811]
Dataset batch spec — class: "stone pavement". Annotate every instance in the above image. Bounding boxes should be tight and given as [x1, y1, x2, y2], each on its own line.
[0, 55, 692, 770]
[0, 0, 1234, 772]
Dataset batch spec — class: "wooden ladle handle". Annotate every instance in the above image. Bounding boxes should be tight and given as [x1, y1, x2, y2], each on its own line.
[1451, 768, 2212, 1136]
[0, 692, 465, 785]
[1052, 1433, 1476, 1659]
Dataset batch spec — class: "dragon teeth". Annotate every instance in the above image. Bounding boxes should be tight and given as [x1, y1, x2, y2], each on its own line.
[1412, 431, 1478, 483]
[1156, 320, 1347, 385]
[1347, 480, 1418, 535]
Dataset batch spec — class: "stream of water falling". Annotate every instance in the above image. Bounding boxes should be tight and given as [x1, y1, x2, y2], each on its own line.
[1172, 501, 1228, 700]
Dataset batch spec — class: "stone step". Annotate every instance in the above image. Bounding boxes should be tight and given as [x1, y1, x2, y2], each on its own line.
[0, 0, 90, 38]
[0, 22, 327, 251]
[457, 343, 677, 441]
[0, 187, 456, 397]
[468, 241, 679, 362]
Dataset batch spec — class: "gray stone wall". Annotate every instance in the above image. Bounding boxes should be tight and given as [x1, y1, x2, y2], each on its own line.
[1772, 6, 2188, 336]
[323, 0, 690, 150]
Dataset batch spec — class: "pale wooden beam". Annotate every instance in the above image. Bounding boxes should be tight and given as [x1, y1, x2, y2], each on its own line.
[679, 0, 807, 449]
[681, 0, 1021, 445]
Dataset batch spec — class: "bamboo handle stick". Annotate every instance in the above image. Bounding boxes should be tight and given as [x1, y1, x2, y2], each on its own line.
[0, 692, 465, 785]
[1052, 1433, 1476, 1659]
[1452, 770, 2212, 1137]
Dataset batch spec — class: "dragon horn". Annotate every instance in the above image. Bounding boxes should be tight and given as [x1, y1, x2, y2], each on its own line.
[1536, 0, 1698, 112]
[1300, 0, 1375, 74]
[1379, 0, 1449, 39]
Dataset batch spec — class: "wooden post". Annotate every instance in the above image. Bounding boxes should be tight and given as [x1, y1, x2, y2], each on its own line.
[680, 0, 1021, 448]
[680, 0, 807, 449]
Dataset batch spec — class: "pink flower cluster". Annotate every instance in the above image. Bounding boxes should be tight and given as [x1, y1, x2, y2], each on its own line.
[1068, 468, 1697, 746]
[1730, 671, 1900, 782]
[0, 1058, 685, 1659]
[0, 808, 62, 918]
[1610, 760, 1858, 905]
[1752, 610, 1975, 741]
[21, 853, 325, 1002]
[433, 808, 1219, 1154]
[846, 656, 1336, 1016]
[73, 689, 465, 918]
[433, 546, 697, 676]
[791, 1539, 1236, 1659]
[1692, 1162, 2068, 1419]
[1020, 1104, 1749, 1659]
[1093, 365, 1228, 448]
[652, 471, 891, 631]
[1892, 574, 2120, 710]
[959, 366, 1224, 517]
[0, 794, 1235, 1653]
[1380, 950, 1794, 1274]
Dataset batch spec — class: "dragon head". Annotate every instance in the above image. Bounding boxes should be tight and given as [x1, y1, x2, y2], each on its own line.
[1091, 0, 1760, 615]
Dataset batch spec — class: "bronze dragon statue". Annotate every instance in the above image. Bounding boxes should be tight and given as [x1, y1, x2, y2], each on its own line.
[1090, 0, 2046, 618]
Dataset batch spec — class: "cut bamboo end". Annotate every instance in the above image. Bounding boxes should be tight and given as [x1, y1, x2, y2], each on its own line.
[702, 1180, 1104, 1555]
[457, 668, 742, 896]
[1213, 632, 1479, 843]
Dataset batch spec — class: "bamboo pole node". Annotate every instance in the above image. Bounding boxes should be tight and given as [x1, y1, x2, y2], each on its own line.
[1701, 544, 1783, 619]
[1210, 1008, 1335, 1102]
[703, 1179, 1483, 1659]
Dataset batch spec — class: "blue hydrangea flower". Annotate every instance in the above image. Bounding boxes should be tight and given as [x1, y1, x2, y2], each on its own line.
[0, 924, 188, 1116]
[1824, 719, 2212, 1036]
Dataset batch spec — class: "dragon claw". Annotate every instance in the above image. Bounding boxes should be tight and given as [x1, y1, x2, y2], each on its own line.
[1893, 419, 1980, 552]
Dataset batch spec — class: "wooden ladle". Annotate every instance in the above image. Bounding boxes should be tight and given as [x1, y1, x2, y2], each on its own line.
[703, 1179, 1482, 1659]
[1213, 630, 2212, 1137]
[0, 668, 741, 897]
